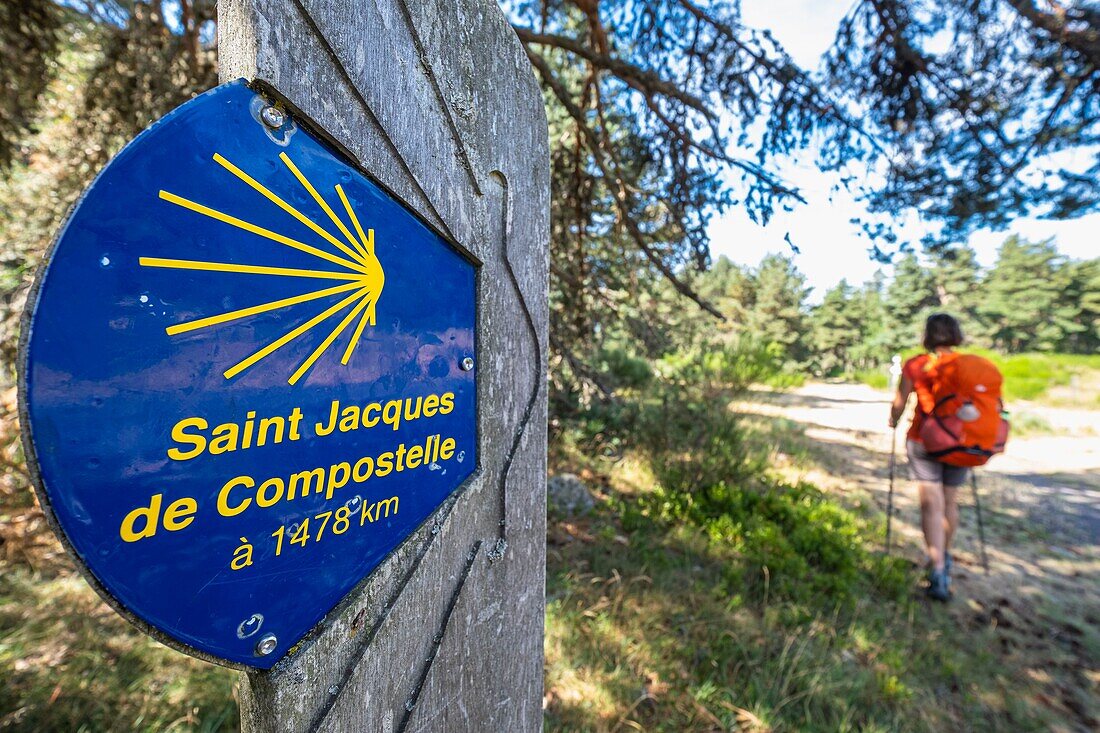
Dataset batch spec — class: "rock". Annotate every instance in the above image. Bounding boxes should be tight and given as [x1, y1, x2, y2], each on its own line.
[547, 473, 595, 515]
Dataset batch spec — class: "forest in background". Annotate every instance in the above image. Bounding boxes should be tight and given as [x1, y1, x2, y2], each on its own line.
[699, 239, 1099, 376]
[557, 236, 1099, 423]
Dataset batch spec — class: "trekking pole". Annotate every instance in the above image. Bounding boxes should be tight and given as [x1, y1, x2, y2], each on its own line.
[970, 472, 990, 574]
[885, 354, 902, 556]
[885, 423, 897, 554]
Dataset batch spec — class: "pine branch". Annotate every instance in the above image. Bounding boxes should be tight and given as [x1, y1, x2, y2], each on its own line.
[1004, 0, 1100, 68]
[513, 26, 716, 120]
[526, 47, 726, 321]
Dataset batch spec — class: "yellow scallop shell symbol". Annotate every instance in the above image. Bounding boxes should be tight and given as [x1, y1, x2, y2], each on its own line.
[140, 152, 385, 385]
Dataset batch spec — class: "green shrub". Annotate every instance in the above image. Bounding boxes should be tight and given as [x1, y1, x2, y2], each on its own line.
[626, 479, 909, 605]
[556, 338, 805, 469]
[596, 347, 653, 390]
[622, 390, 909, 606]
[565, 336, 908, 607]
[657, 338, 792, 396]
[977, 349, 1097, 401]
[634, 395, 764, 494]
[852, 368, 889, 390]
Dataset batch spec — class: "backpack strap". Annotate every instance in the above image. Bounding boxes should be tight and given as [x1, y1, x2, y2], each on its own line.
[931, 413, 960, 441]
[926, 393, 962, 442]
[931, 394, 956, 414]
[926, 445, 994, 459]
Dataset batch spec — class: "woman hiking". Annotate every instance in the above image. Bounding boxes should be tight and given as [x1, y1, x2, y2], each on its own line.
[889, 314, 967, 602]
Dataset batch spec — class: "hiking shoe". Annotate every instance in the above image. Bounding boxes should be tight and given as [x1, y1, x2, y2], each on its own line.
[926, 569, 951, 602]
[925, 556, 947, 575]
[926, 554, 953, 586]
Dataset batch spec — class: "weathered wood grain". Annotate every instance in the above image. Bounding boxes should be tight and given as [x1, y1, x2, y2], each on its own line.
[218, 1, 549, 730]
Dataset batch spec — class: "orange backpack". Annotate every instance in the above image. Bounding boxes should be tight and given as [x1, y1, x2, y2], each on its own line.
[917, 352, 1010, 467]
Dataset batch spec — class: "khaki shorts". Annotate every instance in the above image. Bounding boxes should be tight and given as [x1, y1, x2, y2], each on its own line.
[906, 440, 970, 487]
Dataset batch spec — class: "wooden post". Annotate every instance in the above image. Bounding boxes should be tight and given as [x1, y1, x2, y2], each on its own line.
[218, 1, 549, 729]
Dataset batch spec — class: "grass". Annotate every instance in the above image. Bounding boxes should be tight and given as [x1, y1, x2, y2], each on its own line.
[851, 350, 1100, 405]
[853, 368, 889, 390]
[0, 571, 238, 731]
[0, 391, 237, 730]
[986, 350, 1100, 404]
[545, 480, 1063, 731]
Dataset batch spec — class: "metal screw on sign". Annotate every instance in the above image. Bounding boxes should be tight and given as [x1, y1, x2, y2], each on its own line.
[461, 357, 475, 372]
[260, 106, 287, 129]
[255, 633, 278, 656]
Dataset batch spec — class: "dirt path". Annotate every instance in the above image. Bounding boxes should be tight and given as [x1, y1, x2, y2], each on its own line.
[739, 381, 1099, 729]
[747, 381, 1100, 542]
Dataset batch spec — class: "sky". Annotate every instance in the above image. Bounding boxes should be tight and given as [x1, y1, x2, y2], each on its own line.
[707, 0, 1100, 302]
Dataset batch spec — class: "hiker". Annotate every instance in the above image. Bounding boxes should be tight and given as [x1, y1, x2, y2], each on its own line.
[888, 314, 967, 602]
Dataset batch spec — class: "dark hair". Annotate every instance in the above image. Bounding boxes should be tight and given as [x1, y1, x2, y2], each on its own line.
[923, 313, 963, 351]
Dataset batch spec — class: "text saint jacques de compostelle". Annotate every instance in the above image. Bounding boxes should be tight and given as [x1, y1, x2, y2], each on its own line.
[117, 393, 461, 546]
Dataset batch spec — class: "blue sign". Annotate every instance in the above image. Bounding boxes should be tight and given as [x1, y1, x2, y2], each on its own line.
[20, 81, 477, 668]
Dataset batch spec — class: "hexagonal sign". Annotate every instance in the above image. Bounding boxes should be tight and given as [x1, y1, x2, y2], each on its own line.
[19, 81, 477, 668]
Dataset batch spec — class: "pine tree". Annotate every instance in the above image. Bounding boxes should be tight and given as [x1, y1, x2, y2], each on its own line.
[746, 254, 811, 363]
[980, 237, 1076, 352]
[927, 245, 979, 306]
[848, 272, 889, 370]
[1058, 258, 1100, 354]
[883, 253, 938, 353]
[698, 255, 756, 334]
[811, 280, 861, 375]
[927, 245, 983, 339]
